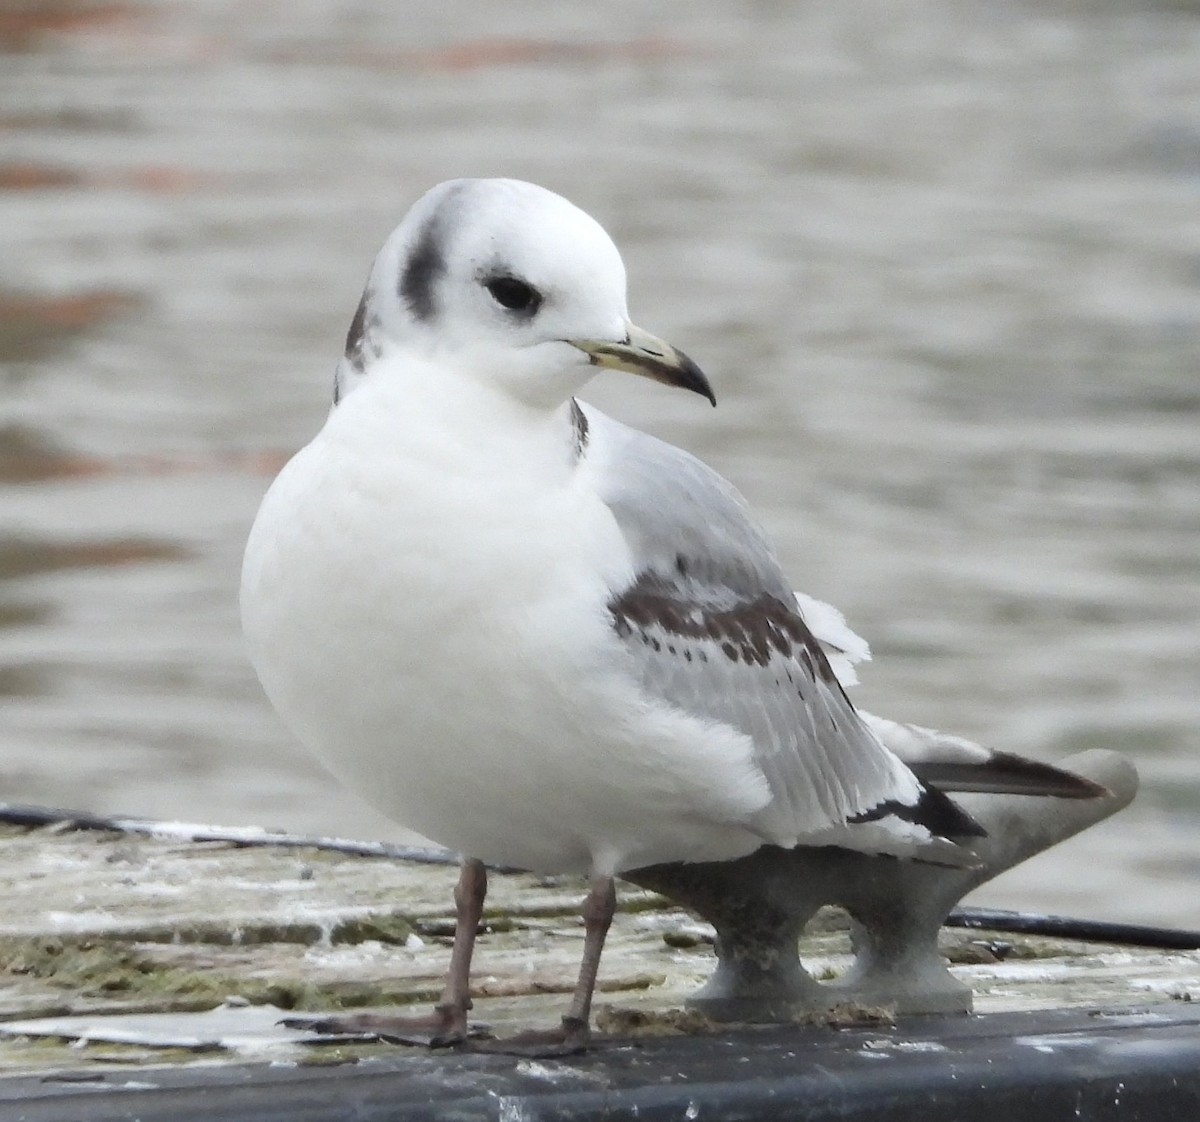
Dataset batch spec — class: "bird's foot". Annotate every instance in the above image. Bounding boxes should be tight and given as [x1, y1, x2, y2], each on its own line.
[280, 1007, 489, 1048]
[467, 1015, 593, 1058]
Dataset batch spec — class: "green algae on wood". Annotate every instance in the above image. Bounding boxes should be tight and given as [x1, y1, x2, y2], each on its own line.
[0, 823, 1196, 1077]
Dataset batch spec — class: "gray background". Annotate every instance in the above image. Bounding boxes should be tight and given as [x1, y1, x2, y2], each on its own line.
[2, 0, 1198, 924]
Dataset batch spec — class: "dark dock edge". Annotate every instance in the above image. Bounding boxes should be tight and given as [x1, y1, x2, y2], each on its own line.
[2, 1007, 1198, 1122]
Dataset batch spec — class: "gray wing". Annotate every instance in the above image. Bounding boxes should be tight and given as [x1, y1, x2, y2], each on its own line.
[575, 401, 795, 601]
[576, 403, 978, 850]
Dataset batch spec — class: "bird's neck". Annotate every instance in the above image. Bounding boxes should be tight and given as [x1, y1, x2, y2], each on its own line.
[333, 353, 579, 482]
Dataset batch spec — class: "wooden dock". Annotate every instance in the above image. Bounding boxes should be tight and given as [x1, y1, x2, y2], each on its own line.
[1, 821, 1198, 1119]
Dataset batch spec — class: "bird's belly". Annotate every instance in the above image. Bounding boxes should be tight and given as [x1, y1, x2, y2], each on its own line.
[242, 435, 765, 873]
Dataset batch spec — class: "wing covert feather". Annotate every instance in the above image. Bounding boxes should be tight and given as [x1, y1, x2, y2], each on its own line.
[577, 404, 953, 844]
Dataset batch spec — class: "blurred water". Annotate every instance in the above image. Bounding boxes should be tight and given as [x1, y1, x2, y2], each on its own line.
[1, 0, 1198, 924]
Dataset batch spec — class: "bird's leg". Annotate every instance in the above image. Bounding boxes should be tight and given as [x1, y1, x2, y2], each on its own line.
[282, 857, 489, 1047]
[430, 856, 488, 1043]
[473, 873, 616, 1057]
[560, 873, 617, 1044]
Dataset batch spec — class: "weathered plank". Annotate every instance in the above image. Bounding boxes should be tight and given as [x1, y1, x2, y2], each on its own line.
[0, 824, 1196, 1077]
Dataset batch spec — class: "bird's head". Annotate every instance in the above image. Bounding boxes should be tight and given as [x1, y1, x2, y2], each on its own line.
[334, 178, 714, 411]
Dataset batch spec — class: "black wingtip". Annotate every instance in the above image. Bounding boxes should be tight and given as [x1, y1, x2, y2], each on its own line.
[908, 752, 1112, 800]
[849, 783, 986, 840]
[915, 783, 988, 838]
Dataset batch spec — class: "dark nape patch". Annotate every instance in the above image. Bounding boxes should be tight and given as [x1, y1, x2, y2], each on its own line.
[337, 289, 378, 404]
[344, 293, 368, 360]
[569, 398, 589, 459]
[399, 218, 446, 322]
[849, 784, 985, 840]
[609, 571, 841, 683]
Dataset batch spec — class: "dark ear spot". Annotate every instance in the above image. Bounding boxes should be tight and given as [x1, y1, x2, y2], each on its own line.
[400, 219, 446, 322]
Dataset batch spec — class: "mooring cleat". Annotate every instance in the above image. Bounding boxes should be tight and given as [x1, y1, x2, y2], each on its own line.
[625, 749, 1138, 1022]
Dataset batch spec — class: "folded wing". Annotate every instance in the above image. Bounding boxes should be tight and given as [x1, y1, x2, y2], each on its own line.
[579, 403, 981, 861]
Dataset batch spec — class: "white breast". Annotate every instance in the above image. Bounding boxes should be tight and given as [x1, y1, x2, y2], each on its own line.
[241, 372, 769, 875]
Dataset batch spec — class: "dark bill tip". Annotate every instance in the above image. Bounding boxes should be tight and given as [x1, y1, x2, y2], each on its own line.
[672, 346, 717, 407]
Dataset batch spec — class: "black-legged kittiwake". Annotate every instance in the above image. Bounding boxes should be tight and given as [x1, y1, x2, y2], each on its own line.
[241, 178, 1102, 1053]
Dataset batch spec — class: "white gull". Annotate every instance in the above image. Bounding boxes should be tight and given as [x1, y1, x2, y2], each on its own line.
[241, 178, 1097, 1052]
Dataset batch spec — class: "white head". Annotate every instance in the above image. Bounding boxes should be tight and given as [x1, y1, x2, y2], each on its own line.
[334, 178, 713, 410]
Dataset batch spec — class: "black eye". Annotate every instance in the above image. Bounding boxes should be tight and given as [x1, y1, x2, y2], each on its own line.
[484, 276, 542, 316]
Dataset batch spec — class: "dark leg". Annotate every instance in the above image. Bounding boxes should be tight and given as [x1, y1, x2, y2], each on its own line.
[283, 857, 488, 1046]
[472, 873, 616, 1056]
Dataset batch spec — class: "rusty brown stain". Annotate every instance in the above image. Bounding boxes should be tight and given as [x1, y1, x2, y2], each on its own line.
[0, 163, 84, 190]
[0, 426, 295, 485]
[263, 37, 695, 73]
[0, 537, 190, 581]
[0, 289, 142, 363]
[0, 3, 140, 53]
